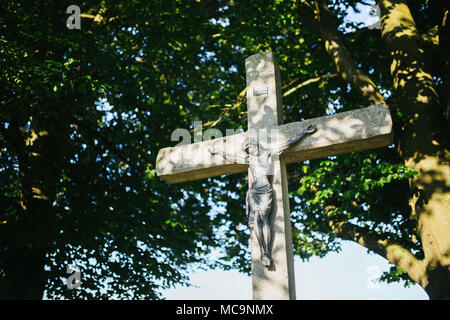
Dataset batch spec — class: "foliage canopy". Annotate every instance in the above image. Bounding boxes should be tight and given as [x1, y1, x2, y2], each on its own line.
[1, 0, 448, 299]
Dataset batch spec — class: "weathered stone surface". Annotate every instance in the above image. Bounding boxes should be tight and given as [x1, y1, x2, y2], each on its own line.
[156, 103, 392, 184]
[246, 52, 296, 300]
[156, 133, 248, 184]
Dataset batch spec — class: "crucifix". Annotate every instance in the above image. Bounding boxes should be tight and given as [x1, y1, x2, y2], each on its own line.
[156, 52, 393, 299]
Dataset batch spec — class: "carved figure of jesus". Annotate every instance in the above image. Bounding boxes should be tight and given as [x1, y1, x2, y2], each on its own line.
[208, 124, 317, 267]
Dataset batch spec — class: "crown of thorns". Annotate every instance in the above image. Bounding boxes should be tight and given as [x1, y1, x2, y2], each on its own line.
[243, 137, 259, 151]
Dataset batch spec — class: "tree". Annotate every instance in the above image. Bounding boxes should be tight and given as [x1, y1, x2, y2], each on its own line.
[0, 0, 229, 299]
[0, 0, 448, 299]
[294, 0, 449, 299]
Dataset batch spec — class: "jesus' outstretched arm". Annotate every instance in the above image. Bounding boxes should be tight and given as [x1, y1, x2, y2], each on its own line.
[208, 146, 247, 164]
[271, 123, 317, 156]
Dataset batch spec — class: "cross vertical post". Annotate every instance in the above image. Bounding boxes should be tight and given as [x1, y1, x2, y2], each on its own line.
[245, 52, 296, 300]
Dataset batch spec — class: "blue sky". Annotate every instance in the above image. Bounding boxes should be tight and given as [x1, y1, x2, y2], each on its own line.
[160, 2, 428, 300]
[161, 241, 427, 300]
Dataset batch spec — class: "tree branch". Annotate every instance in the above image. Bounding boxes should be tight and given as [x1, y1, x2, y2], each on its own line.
[300, 0, 385, 105]
[328, 218, 426, 287]
[203, 88, 246, 128]
[283, 73, 338, 97]
[421, 25, 439, 47]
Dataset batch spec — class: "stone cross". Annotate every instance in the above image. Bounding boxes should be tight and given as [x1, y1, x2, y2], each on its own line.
[156, 52, 393, 299]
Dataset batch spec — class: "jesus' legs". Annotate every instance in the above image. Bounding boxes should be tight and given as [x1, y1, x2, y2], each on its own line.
[253, 212, 266, 262]
[260, 213, 273, 266]
[253, 211, 272, 267]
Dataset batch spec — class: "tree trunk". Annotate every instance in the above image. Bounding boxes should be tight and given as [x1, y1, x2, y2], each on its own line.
[380, 0, 450, 299]
[0, 200, 51, 300]
[0, 122, 59, 299]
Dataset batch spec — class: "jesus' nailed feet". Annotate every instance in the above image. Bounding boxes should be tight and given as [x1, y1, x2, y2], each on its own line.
[261, 253, 273, 267]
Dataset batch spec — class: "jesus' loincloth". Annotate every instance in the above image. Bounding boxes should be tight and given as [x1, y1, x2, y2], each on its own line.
[246, 183, 273, 227]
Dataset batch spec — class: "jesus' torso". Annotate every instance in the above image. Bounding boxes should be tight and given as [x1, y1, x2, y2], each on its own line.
[248, 151, 272, 189]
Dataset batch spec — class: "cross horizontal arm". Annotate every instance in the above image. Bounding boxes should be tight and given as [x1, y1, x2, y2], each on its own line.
[282, 103, 393, 163]
[156, 132, 248, 184]
[156, 103, 392, 184]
